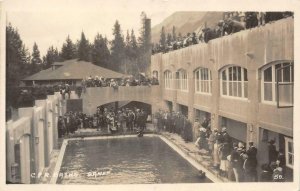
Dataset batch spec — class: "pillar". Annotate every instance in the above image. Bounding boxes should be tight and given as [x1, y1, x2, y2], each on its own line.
[18, 107, 36, 183]
[6, 120, 15, 183]
[35, 100, 50, 167]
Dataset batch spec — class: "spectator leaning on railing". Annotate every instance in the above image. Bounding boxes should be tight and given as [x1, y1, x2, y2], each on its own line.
[152, 12, 293, 55]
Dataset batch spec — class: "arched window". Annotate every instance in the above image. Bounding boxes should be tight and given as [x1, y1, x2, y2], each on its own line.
[261, 61, 293, 106]
[152, 70, 158, 79]
[177, 69, 188, 91]
[195, 68, 212, 94]
[220, 66, 248, 99]
[164, 70, 172, 89]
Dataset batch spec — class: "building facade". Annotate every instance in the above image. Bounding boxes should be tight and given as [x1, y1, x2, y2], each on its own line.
[151, 17, 294, 177]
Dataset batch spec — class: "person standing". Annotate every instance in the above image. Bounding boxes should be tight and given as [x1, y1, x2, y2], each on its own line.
[58, 116, 65, 138]
[156, 110, 163, 132]
[193, 119, 201, 141]
[221, 127, 231, 144]
[213, 139, 221, 169]
[246, 141, 258, 181]
[127, 110, 135, 132]
[198, 127, 207, 149]
[116, 110, 123, 133]
[219, 142, 230, 177]
[231, 143, 242, 182]
[208, 129, 217, 155]
[268, 140, 278, 164]
[153, 111, 159, 132]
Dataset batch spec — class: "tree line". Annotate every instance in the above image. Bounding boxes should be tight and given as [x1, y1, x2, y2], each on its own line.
[154, 25, 183, 53]
[6, 12, 151, 109]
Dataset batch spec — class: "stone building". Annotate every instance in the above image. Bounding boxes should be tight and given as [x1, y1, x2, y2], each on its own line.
[151, 17, 294, 178]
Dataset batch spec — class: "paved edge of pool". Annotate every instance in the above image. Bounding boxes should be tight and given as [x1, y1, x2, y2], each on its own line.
[50, 134, 222, 184]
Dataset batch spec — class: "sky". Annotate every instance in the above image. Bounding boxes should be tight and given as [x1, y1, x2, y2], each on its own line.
[4, 0, 296, 56]
[3, 0, 183, 56]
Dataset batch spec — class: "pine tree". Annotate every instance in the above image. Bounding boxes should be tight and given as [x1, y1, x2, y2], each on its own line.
[20, 45, 31, 76]
[167, 33, 172, 46]
[159, 26, 166, 50]
[61, 35, 77, 60]
[44, 46, 56, 69]
[91, 33, 110, 68]
[178, 32, 182, 39]
[6, 24, 23, 85]
[172, 26, 177, 41]
[6, 23, 32, 108]
[53, 47, 61, 62]
[130, 29, 138, 55]
[110, 20, 125, 72]
[30, 42, 43, 74]
[125, 30, 131, 57]
[77, 32, 90, 61]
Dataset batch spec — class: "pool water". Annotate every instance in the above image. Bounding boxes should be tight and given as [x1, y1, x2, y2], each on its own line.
[57, 136, 212, 184]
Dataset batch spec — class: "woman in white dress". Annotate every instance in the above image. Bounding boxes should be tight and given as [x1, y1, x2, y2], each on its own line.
[213, 139, 221, 168]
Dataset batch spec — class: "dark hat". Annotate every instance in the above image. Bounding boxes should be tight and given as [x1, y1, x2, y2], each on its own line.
[268, 140, 275, 144]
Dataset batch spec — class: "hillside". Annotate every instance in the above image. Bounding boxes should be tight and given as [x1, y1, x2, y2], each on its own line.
[151, 12, 224, 43]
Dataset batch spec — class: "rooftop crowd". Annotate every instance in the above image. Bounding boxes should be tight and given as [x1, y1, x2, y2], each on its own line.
[153, 109, 288, 182]
[152, 11, 294, 54]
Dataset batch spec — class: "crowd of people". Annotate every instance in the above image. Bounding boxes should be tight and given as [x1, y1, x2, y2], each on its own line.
[56, 107, 288, 182]
[81, 75, 159, 88]
[57, 107, 149, 138]
[152, 11, 293, 54]
[15, 74, 160, 104]
[191, 117, 287, 182]
[153, 109, 194, 142]
[55, 75, 160, 99]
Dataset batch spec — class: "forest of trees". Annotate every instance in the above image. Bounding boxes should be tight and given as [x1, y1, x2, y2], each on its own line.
[6, 12, 151, 109]
[155, 25, 182, 52]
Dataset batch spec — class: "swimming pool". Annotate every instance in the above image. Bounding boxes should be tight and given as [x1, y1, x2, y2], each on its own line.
[55, 135, 213, 184]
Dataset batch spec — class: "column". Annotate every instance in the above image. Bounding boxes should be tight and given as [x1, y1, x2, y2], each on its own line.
[210, 68, 221, 131]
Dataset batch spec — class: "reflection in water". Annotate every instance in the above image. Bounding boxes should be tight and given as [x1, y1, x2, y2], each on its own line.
[57, 137, 212, 184]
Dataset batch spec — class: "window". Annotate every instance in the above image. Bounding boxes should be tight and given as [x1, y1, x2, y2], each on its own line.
[261, 61, 294, 105]
[177, 69, 188, 91]
[220, 66, 248, 99]
[164, 70, 172, 89]
[284, 137, 293, 169]
[195, 68, 212, 94]
[153, 70, 158, 79]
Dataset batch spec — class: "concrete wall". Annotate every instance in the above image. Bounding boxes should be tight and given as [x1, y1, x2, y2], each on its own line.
[151, 18, 294, 171]
[151, 17, 293, 138]
[6, 93, 62, 183]
[81, 86, 161, 115]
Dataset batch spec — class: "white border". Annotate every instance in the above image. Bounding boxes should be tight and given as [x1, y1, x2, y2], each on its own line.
[1, 1, 299, 191]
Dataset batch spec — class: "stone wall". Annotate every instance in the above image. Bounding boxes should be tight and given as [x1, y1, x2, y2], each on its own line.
[151, 17, 294, 171]
[6, 92, 63, 183]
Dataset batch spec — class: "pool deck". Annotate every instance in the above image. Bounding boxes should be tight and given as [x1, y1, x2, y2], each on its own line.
[40, 124, 230, 184]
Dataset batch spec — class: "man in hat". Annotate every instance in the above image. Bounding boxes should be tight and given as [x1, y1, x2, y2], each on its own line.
[268, 140, 278, 164]
[127, 109, 135, 132]
[246, 141, 258, 181]
[221, 126, 231, 144]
